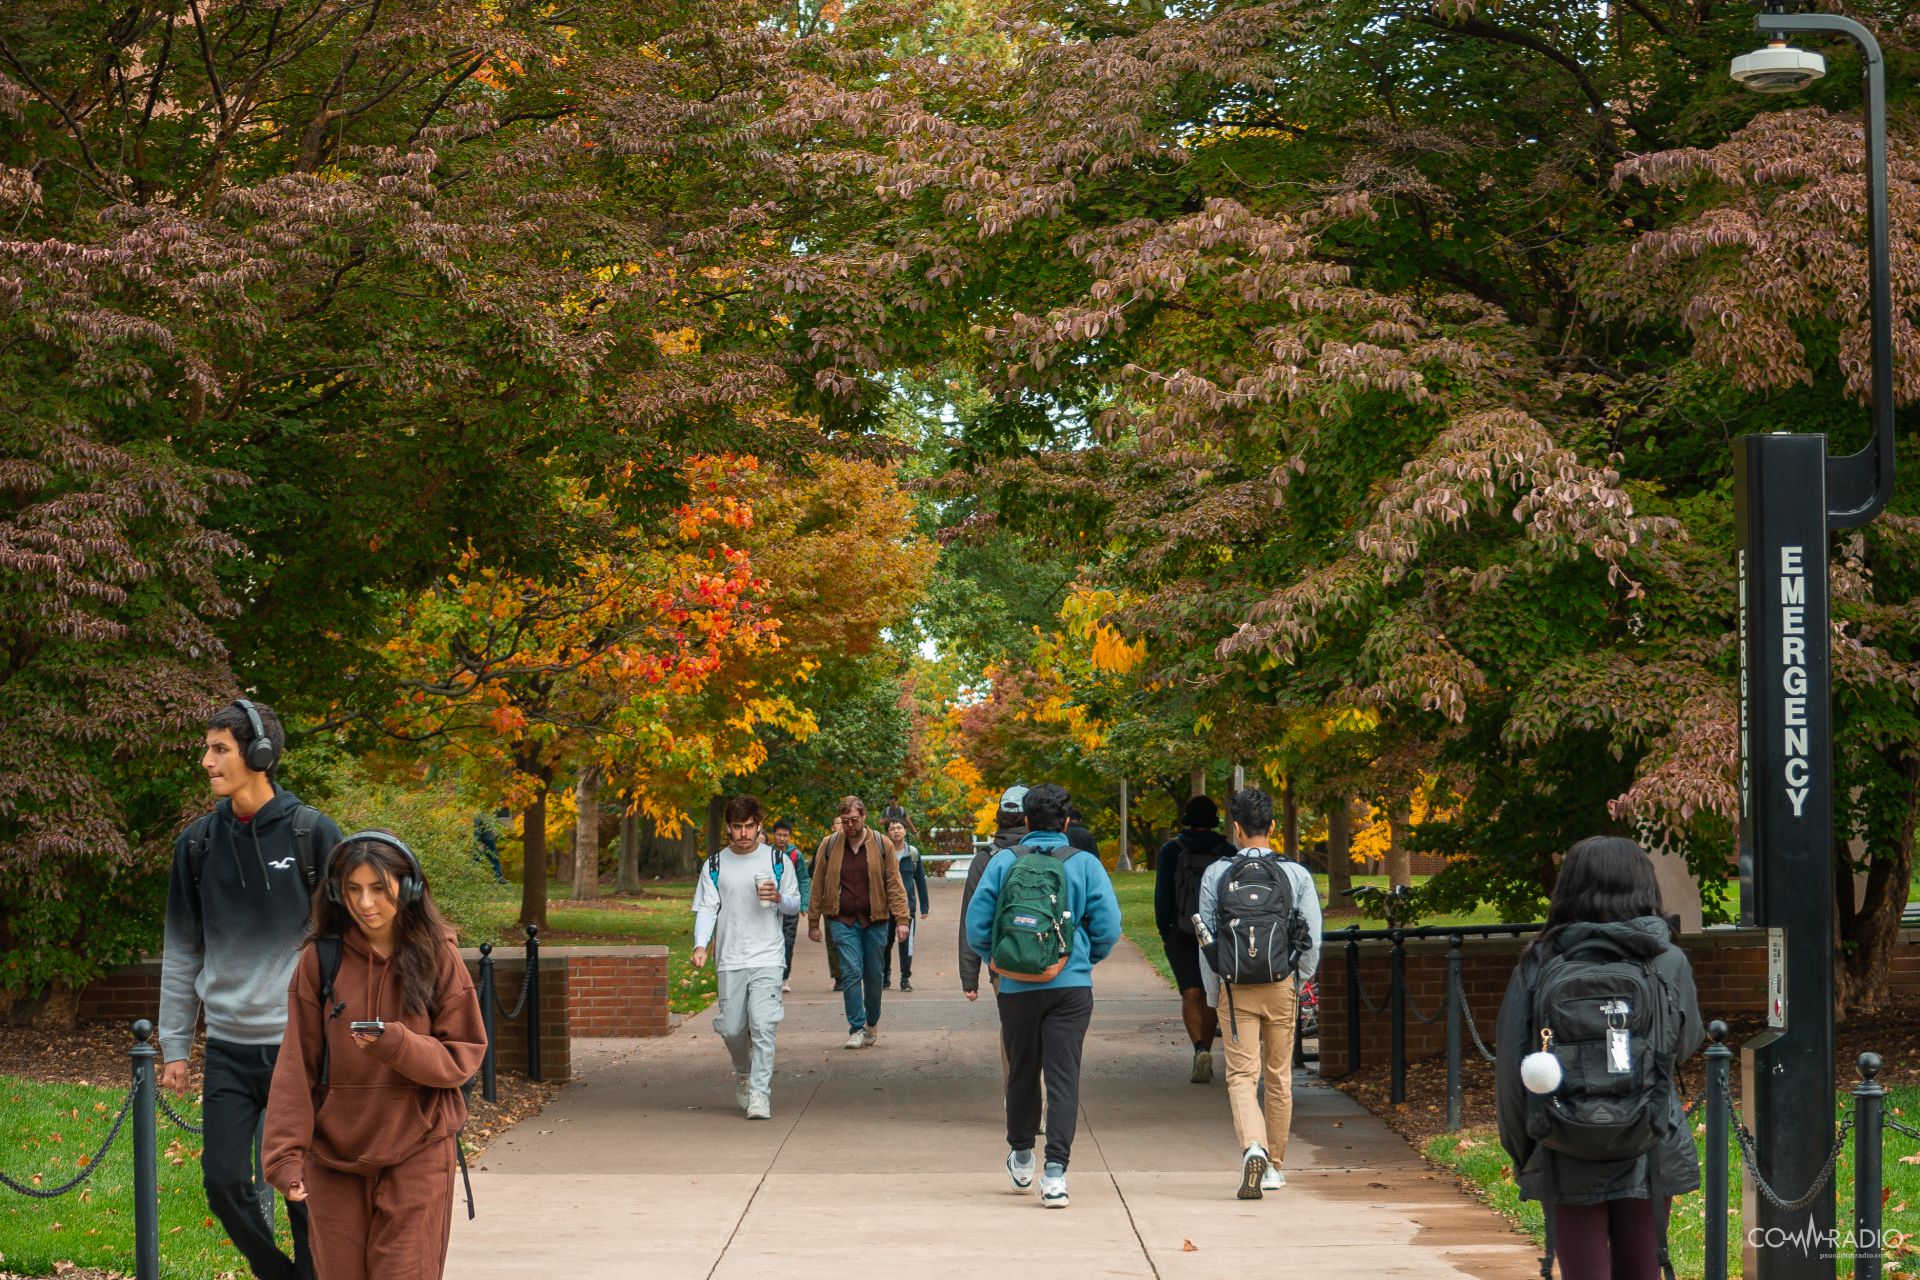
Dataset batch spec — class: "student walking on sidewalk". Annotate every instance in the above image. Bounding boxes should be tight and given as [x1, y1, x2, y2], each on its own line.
[692, 796, 801, 1118]
[966, 783, 1122, 1209]
[808, 796, 910, 1049]
[264, 832, 487, 1280]
[1494, 837, 1703, 1280]
[768, 818, 810, 993]
[160, 699, 344, 1280]
[1155, 795, 1236, 1085]
[1196, 788, 1321, 1199]
[882, 817, 931, 991]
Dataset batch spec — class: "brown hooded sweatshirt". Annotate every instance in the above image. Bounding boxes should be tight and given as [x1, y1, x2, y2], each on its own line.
[263, 928, 486, 1191]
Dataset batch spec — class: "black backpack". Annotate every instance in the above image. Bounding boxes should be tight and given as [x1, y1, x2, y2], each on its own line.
[185, 805, 324, 892]
[1171, 833, 1227, 936]
[1205, 853, 1309, 987]
[1525, 936, 1679, 1164]
[311, 937, 476, 1221]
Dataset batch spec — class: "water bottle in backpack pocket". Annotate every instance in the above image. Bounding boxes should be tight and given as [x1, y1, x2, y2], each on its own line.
[1202, 854, 1307, 986]
[1526, 942, 1676, 1163]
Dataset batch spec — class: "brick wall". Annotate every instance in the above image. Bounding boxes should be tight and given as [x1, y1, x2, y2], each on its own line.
[1317, 926, 1806, 1078]
[74, 943, 676, 1084]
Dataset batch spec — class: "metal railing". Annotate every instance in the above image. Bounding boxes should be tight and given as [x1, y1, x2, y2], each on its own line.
[476, 924, 542, 1097]
[1334, 920, 1542, 1121]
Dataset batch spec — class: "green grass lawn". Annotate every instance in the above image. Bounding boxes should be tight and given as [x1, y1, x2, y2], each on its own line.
[1, 1076, 266, 1279]
[1112, 870, 1511, 989]
[471, 881, 719, 1015]
[1425, 1088, 1920, 1279]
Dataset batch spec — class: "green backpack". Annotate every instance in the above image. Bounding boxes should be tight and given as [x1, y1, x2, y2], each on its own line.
[988, 844, 1083, 982]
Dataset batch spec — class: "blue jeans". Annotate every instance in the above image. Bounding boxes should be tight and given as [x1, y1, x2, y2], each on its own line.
[827, 920, 890, 1033]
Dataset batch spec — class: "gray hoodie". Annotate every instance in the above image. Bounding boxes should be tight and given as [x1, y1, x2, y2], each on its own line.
[158, 788, 344, 1062]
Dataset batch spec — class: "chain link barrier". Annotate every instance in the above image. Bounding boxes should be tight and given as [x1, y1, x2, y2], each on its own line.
[1722, 1069, 1852, 1212]
[1888, 1116, 1920, 1145]
[1353, 977, 1389, 1017]
[491, 956, 535, 1021]
[1452, 969, 1497, 1062]
[157, 1090, 204, 1135]
[1408, 988, 1447, 1025]
[0, 1083, 139, 1199]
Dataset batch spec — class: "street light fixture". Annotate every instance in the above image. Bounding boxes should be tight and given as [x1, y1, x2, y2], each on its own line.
[1726, 8, 1897, 1280]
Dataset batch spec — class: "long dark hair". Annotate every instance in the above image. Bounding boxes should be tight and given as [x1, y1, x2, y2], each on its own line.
[306, 833, 454, 1016]
[1530, 836, 1666, 957]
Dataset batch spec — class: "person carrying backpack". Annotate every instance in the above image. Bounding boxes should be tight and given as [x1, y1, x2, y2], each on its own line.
[159, 699, 344, 1280]
[1494, 837, 1704, 1280]
[692, 796, 801, 1118]
[263, 831, 487, 1280]
[881, 816, 931, 991]
[768, 818, 809, 992]
[965, 783, 1122, 1209]
[1196, 788, 1322, 1200]
[1153, 794, 1237, 1083]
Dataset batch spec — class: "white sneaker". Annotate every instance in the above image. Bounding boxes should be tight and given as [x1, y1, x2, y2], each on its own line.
[1039, 1162, 1069, 1207]
[860, 1027, 878, 1048]
[782, 982, 792, 993]
[1238, 1145, 1269, 1200]
[1006, 1148, 1035, 1191]
[734, 1074, 750, 1111]
[1261, 1164, 1286, 1191]
[844, 1030, 865, 1050]
[746, 1091, 771, 1120]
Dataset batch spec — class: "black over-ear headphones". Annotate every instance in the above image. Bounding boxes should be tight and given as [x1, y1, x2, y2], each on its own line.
[324, 831, 426, 908]
[234, 699, 279, 774]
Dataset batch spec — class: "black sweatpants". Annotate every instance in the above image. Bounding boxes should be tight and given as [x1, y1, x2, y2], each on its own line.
[203, 1040, 314, 1280]
[998, 985, 1094, 1169]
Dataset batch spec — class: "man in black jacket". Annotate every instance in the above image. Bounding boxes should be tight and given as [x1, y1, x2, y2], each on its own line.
[1154, 795, 1236, 1084]
[159, 700, 343, 1280]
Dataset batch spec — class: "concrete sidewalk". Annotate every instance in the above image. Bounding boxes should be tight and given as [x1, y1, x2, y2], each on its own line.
[446, 878, 1540, 1278]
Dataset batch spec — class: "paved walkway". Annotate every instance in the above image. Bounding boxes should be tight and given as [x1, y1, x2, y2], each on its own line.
[447, 879, 1540, 1278]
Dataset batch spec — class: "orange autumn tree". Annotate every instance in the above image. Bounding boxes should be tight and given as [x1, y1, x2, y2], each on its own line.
[376, 456, 788, 927]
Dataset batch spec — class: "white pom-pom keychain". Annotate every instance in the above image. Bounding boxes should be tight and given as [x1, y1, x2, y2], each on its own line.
[1521, 1028, 1563, 1094]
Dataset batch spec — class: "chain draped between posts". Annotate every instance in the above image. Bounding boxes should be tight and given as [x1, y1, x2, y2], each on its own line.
[1452, 968, 1498, 1063]
[1722, 1068, 1854, 1212]
[491, 953, 535, 1021]
[157, 1091, 204, 1135]
[0, 1081, 139, 1198]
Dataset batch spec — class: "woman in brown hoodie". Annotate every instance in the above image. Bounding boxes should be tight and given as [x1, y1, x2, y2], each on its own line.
[264, 832, 487, 1280]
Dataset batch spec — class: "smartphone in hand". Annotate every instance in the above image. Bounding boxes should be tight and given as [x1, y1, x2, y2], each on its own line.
[348, 1020, 385, 1036]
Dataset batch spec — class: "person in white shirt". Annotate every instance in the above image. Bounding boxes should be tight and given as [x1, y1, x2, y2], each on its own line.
[692, 795, 801, 1119]
[1197, 787, 1323, 1199]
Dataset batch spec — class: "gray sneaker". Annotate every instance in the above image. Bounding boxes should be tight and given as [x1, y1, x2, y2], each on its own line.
[1261, 1163, 1286, 1191]
[860, 1027, 878, 1048]
[1039, 1162, 1068, 1207]
[1006, 1148, 1036, 1192]
[1238, 1145, 1269, 1200]
[734, 1074, 750, 1111]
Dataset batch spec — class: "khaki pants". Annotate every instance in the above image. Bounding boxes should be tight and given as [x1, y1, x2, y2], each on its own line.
[1221, 978, 1298, 1161]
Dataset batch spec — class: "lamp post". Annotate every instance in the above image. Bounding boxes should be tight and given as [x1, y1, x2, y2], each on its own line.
[1728, 9, 1897, 1278]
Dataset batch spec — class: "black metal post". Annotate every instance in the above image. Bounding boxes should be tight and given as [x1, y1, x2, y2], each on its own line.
[478, 942, 498, 1103]
[130, 1020, 160, 1280]
[1734, 13, 1895, 1280]
[1344, 926, 1362, 1077]
[1445, 934, 1463, 1133]
[524, 924, 542, 1084]
[1853, 1052, 1885, 1280]
[1704, 1021, 1732, 1280]
[1389, 929, 1406, 1106]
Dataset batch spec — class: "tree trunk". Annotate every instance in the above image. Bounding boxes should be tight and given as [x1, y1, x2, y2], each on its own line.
[1386, 798, 1412, 888]
[1326, 796, 1353, 904]
[616, 809, 641, 894]
[519, 785, 549, 930]
[1836, 754, 1919, 1014]
[1281, 779, 1299, 859]
[572, 765, 600, 901]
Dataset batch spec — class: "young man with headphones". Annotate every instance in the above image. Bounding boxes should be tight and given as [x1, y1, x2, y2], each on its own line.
[159, 699, 343, 1280]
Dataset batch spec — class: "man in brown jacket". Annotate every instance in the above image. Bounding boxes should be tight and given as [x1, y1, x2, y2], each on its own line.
[808, 795, 911, 1049]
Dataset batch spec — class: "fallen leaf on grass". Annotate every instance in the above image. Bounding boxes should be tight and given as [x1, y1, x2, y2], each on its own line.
[1898, 1152, 1920, 1165]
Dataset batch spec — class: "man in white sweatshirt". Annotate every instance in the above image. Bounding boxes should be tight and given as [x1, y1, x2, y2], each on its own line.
[692, 794, 801, 1119]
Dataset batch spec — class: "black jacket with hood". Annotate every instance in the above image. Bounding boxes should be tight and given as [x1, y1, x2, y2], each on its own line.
[1494, 916, 1705, 1206]
[158, 787, 345, 1063]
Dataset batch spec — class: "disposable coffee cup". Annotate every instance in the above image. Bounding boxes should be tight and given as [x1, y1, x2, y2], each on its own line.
[755, 873, 776, 908]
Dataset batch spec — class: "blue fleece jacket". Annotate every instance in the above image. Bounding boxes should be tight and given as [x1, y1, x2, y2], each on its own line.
[965, 830, 1122, 994]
